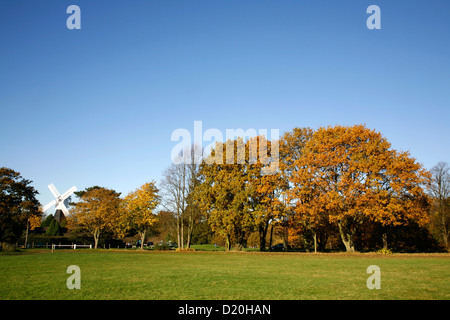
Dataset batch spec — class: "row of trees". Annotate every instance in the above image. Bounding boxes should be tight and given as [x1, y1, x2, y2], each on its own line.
[163, 125, 449, 252]
[67, 182, 159, 249]
[1, 124, 449, 252]
[0, 169, 160, 250]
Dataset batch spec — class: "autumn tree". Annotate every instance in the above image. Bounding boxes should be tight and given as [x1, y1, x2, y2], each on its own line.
[266, 127, 333, 251]
[69, 187, 122, 249]
[73, 186, 104, 199]
[196, 138, 254, 250]
[195, 136, 284, 251]
[123, 181, 160, 249]
[279, 127, 314, 179]
[25, 213, 42, 248]
[373, 149, 431, 249]
[428, 162, 450, 250]
[279, 127, 314, 249]
[289, 125, 430, 252]
[0, 167, 41, 250]
[246, 135, 287, 251]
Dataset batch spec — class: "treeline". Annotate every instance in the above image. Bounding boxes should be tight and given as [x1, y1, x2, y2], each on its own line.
[162, 124, 449, 252]
[0, 173, 160, 250]
[155, 125, 450, 251]
[1, 124, 449, 252]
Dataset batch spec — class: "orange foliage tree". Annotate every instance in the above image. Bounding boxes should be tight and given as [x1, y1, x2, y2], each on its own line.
[196, 138, 253, 250]
[246, 135, 286, 251]
[288, 125, 431, 251]
[69, 187, 122, 249]
[279, 127, 315, 249]
[122, 181, 160, 249]
[196, 135, 284, 251]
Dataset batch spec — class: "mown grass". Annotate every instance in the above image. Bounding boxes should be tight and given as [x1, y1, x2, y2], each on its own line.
[0, 250, 448, 300]
[190, 244, 225, 251]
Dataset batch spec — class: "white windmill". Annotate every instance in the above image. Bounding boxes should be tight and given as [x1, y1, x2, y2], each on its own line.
[42, 183, 77, 222]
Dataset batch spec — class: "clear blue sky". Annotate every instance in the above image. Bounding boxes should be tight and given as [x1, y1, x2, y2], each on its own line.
[1, 0, 449, 210]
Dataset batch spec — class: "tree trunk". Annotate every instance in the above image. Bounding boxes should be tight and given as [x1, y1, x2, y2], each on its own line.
[176, 213, 181, 249]
[268, 223, 274, 251]
[317, 230, 329, 252]
[186, 227, 191, 248]
[282, 220, 289, 251]
[313, 232, 317, 253]
[382, 233, 388, 250]
[180, 164, 186, 249]
[186, 208, 194, 248]
[442, 213, 449, 251]
[225, 234, 231, 251]
[338, 222, 355, 252]
[93, 229, 100, 249]
[259, 223, 269, 252]
[25, 221, 29, 249]
[180, 215, 184, 249]
[140, 230, 146, 250]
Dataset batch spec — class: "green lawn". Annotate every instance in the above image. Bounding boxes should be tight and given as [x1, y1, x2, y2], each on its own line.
[190, 244, 226, 251]
[0, 250, 448, 300]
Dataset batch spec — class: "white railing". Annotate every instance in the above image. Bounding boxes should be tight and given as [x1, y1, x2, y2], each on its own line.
[51, 244, 92, 251]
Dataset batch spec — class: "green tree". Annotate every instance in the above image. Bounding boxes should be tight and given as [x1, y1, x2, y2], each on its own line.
[0, 167, 41, 250]
[41, 214, 55, 228]
[46, 218, 61, 236]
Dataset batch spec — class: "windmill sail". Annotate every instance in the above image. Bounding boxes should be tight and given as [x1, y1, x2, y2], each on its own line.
[43, 184, 77, 215]
[48, 183, 60, 198]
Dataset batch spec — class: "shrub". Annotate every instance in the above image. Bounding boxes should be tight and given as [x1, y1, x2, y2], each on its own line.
[377, 248, 393, 254]
[154, 244, 171, 251]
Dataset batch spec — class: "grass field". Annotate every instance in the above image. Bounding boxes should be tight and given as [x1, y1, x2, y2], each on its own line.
[0, 249, 449, 300]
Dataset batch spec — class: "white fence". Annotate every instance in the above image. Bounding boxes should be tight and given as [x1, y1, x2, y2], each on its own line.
[13, 243, 93, 250]
[51, 244, 92, 250]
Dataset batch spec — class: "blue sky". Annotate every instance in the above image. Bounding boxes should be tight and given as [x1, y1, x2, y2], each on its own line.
[1, 0, 449, 209]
